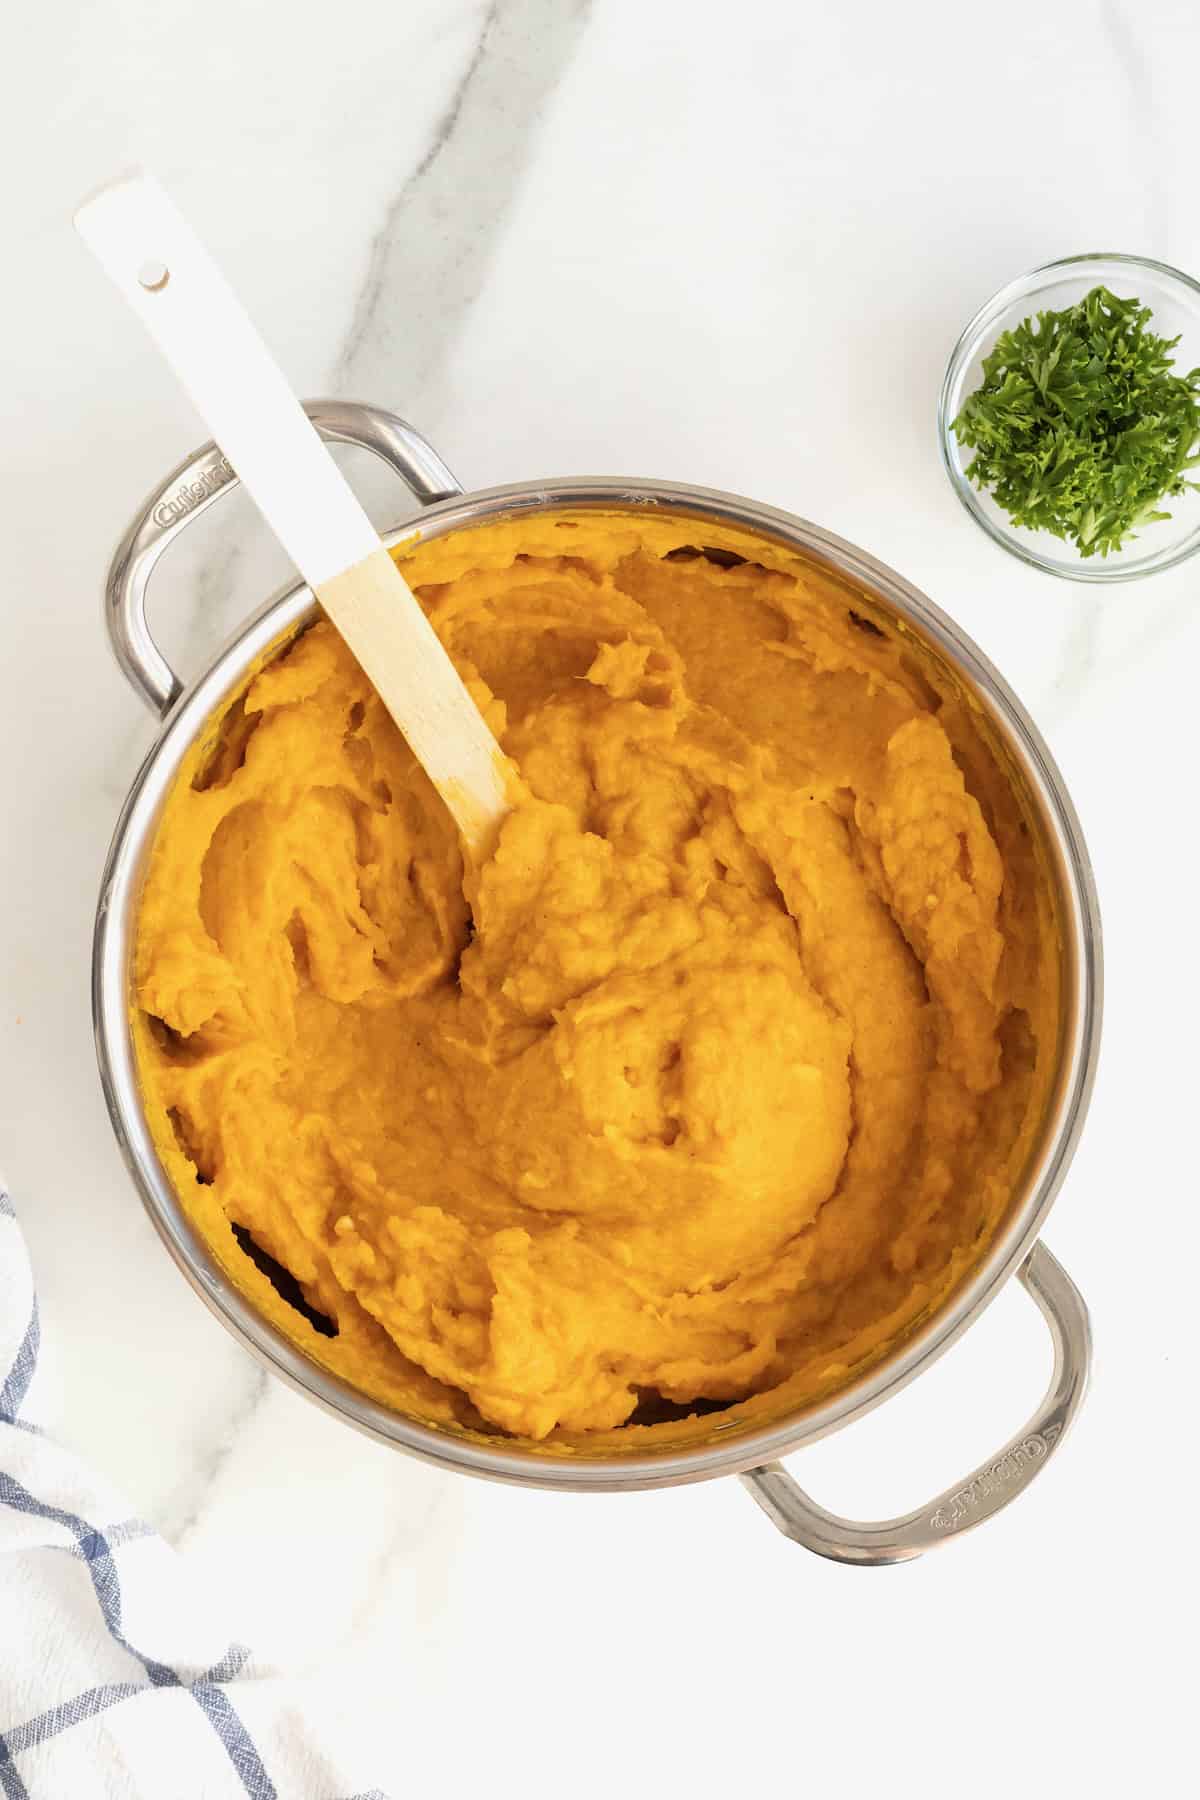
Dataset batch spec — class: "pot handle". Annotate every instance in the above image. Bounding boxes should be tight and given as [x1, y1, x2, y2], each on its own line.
[740, 1241, 1090, 1565]
[105, 399, 463, 718]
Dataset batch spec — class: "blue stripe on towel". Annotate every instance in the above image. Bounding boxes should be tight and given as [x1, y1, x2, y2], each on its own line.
[0, 1302, 40, 1424]
[1, 1683, 143, 1755]
[202, 1643, 254, 1685]
[0, 1746, 30, 1800]
[70, 1516, 159, 1557]
[0, 1474, 274, 1797]
[0, 1481, 178, 1686]
[190, 1686, 277, 1799]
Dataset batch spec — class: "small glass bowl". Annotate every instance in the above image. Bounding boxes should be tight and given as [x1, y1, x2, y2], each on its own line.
[938, 252, 1200, 582]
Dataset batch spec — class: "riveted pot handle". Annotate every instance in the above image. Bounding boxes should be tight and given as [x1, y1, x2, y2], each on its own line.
[105, 399, 462, 718]
[740, 1241, 1090, 1565]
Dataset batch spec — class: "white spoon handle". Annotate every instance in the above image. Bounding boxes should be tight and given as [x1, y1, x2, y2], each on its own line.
[75, 171, 509, 857]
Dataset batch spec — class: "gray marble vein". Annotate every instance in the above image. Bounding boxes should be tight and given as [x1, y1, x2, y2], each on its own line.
[160, 0, 590, 745]
[1100, 0, 1170, 251]
[331, 1482, 454, 1654]
[163, 1363, 270, 1546]
[98, 710, 159, 806]
[1041, 596, 1103, 728]
[333, 0, 592, 408]
[178, 541, 244, 684]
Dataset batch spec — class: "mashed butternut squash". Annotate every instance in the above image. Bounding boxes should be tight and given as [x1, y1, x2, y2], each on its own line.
[134, 512, 1056, 1444]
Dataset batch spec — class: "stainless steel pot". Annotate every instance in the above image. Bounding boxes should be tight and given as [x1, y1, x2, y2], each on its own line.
[94, 401, 1102, 1564]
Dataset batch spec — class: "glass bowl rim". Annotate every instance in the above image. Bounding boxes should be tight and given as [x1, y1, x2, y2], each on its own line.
[937, 250, 1200, 584]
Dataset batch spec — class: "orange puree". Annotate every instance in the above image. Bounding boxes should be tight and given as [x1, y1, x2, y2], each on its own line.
[133, 513, 1055, 1442]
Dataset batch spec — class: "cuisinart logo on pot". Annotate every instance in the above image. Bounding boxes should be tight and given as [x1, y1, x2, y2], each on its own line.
[929, 1423, 1062, 1531]
[152, 456, 234, 528]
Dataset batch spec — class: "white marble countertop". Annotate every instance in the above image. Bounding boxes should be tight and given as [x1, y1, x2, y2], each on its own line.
[2, 0, 1196, 1791]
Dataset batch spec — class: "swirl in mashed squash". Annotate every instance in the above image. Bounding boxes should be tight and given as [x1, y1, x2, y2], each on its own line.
[134, 512, 1057, 1444]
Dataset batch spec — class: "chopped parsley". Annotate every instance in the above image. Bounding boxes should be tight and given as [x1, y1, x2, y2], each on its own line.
[951, 284, 1200, 557]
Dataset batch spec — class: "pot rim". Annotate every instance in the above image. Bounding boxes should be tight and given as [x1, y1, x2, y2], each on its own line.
[94, 473, 1103, 1492]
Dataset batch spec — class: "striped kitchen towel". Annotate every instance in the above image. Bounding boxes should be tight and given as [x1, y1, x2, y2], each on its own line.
[0, 1186, 388, 1799]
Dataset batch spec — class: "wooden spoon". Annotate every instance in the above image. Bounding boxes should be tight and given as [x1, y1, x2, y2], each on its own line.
[75, 172, 510, 860]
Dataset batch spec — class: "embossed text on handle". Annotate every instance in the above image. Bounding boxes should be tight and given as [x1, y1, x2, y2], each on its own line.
[929, 1422, 1062, 1531]
[151, 454, 235, 528]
